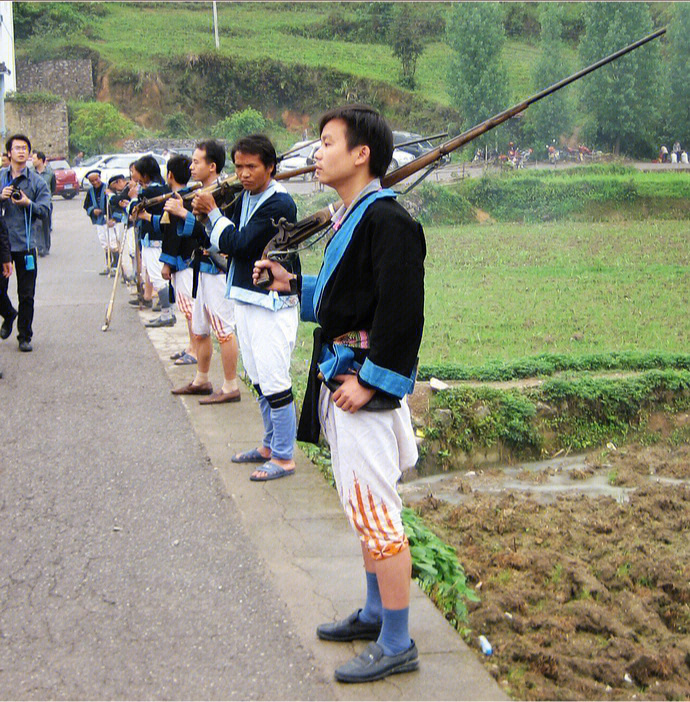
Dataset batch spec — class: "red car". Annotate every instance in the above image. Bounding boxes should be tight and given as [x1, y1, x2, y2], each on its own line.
[47, 158, 80, 199]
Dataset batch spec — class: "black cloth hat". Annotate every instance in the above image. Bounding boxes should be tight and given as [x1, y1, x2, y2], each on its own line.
[108, 174, 126, 187]
[85, 169, 101, 178]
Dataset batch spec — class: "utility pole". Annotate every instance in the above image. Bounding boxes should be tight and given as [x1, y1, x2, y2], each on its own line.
[212, 1, 219, 50]
[0, 62, 9, 140]
[0, 2, 16, 139]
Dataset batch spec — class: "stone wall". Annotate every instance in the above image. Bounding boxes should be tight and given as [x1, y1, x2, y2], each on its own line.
[16, 59, 94, 100]
[5, 100, 69, 158]
[120, 138, 229, 153]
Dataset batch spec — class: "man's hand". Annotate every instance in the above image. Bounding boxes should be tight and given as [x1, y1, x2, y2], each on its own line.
[128, 183, 139, 199]
[0, 186, 14, 201]
[2, 262, 12, 279]
[136, 209, 152, 222]
[93, 208, 103, 217]
[331, 374, 375, 413]
[252, 259, 291, 292]
[164, 192, 187, 219]
[14, 191, 31, 208]
[107, 218, 116, 227]
[192, 192, 216, 216]
[161, 263, 172, 281]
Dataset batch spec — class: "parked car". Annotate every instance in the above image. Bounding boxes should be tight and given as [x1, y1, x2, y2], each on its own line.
[75, 153, 168, 189]
[277, 138, 417, 177]
[72, 154, 104, 187]
[47, 158, 79, 199]
[393, 131, 450, 166]
[277, 140, 320, 179]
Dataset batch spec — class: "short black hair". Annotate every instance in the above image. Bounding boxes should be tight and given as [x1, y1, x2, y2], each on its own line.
[231, 134, 277, 177]
[132, 154, 163, 183]
[6, 134, 32, 154]
[34, 151, 46, 162]
[318, 104, 393, 179]
[195, 139, 225, 174]
[166, 154, 191, 185]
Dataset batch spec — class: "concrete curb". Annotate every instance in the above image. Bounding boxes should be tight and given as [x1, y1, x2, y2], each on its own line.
[142, 318, 507, 700]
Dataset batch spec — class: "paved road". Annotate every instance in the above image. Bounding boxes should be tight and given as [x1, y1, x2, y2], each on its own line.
[0, 198, 333, 700]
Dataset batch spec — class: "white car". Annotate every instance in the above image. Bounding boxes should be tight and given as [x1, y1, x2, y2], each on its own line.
[76, 152, 168, 189]
[277, 139, 415, 179]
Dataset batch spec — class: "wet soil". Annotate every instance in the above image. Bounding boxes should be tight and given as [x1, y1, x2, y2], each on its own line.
[406, 443, 690, 700]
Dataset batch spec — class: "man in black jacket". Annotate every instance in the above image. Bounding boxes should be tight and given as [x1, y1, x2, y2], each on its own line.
[254, 106, 425, 683]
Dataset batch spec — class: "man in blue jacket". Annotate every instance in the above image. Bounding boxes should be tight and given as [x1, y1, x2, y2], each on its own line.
[0, 134, 52, 352]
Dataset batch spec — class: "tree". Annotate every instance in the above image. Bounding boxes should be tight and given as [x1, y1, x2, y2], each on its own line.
[578, 3, 661, 157]
[69, 101, 134, 155]
[390, 5, 424, 89]
[212, 108, 266, 144]
[524, 4, 573, 150]
[666, 4, 690, 149]
[446, 3, 509, 145]
[164, 112, 191, 139]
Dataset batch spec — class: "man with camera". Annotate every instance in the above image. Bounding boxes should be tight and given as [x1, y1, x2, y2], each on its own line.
[0, 134, 51, 352]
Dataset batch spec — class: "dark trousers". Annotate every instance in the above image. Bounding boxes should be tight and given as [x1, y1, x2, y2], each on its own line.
[37, 204, 53, 254]
[0, 249, 38, 342]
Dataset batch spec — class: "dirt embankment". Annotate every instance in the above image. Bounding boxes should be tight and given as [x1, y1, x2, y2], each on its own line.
[411, 443, 690, 700]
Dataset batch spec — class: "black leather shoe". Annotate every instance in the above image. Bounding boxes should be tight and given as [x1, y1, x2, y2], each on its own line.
[0, 312, 17, 340]
[316, 609, 382, 642]
[144, 314, 176, 328]
[129, 298, 152, 308]
[18, 340, 33, 352]
[334, 641, 418, 683]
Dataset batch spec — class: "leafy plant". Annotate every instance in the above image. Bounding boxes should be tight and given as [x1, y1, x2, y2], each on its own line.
[211, 108, 267, 144]
[403, 508, 479, 625]
[68, 100, 135, 154]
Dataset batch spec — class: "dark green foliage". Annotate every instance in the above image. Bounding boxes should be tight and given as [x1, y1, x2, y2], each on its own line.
[523, 4, 573, 149]
[212, 108, 267, 144]
[6, 92, 61, 105]
[164, 112, 191, 139]
[402, 508, 479, 626]
[503, 2, 541, 40]
[437, 387, 541, 456]
[14, 2, 107, 40]
[666, 4, 690, 149]
[390, 5, 424, 89]
[400, 182, 474, 226]
[446, 3, 509, 143]
[578, 3, 662, 157]
[430, 370, 690, 457]
[419, 351, 690, 382]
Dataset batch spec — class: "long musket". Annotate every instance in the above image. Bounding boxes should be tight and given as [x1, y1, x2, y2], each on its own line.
[256, 27, 666, 285]
[134, 133, 449, 220]
[101, 220, 130, 331]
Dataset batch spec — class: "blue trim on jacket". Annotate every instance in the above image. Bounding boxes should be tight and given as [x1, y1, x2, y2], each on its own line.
[300, 275, 318, 324]
[358, 357, 416, 398]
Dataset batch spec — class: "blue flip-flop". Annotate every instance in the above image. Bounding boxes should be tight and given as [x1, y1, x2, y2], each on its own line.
[174, 352, 197, 366]
[250, 461, 295, 481]
[170, 349, 186, 360]
[232, 448, 267, 463]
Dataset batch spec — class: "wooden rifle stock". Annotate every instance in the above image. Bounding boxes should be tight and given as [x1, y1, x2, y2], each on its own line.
[255, 26, 666, 288]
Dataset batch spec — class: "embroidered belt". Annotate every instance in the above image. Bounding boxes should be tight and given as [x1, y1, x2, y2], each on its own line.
[333, 330, 369, 349]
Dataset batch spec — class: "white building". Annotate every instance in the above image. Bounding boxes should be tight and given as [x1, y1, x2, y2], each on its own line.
[0, 1, 16, 92]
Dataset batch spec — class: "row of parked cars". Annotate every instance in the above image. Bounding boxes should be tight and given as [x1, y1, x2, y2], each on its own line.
[278, 131, 447, 178]
[47, 130, 444, 196]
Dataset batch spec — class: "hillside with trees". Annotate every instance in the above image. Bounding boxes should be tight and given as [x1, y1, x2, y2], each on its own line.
[13, 2, 684, 157]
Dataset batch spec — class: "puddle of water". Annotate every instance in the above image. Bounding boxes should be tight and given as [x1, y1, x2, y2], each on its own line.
[400, 454, 690, 506]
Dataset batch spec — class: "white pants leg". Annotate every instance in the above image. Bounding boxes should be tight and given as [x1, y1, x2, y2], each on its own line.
[141, 246, 166, 292]
[319, 385, 418, 560]
[234, 302, 298, 395]
[191, 272, 235, 341]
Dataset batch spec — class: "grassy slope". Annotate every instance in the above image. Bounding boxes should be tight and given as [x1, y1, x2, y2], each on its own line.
[20, 3, 560, 111]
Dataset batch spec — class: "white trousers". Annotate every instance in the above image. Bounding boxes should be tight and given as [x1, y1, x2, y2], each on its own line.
[141, 245, 166, 292]
[173, 268, 194, 321]
[319, 385, 418, 560]
[191, 272, 236, 341]
[234, 302, 298, 396]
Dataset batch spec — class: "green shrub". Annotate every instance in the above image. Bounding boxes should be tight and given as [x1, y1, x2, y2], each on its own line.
[211, 108, 267, 144]
[68, 101, 135, 154]
[164, 111, 191, 138]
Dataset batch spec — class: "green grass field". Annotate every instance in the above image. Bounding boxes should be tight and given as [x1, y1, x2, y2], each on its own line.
[289, 217, 689, 390]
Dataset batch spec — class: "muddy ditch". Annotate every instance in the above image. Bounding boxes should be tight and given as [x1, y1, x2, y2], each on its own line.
[403, 443, 690, 700]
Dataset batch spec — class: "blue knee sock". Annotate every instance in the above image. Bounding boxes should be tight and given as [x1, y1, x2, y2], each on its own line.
[269, 401, 296, 460]
[255, 387, 273, 450]
[377, 607, 412, 656]
[359, 571, 383, 624]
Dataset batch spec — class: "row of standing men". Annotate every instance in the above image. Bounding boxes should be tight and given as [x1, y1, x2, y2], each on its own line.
[82, 105, 427, 685]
